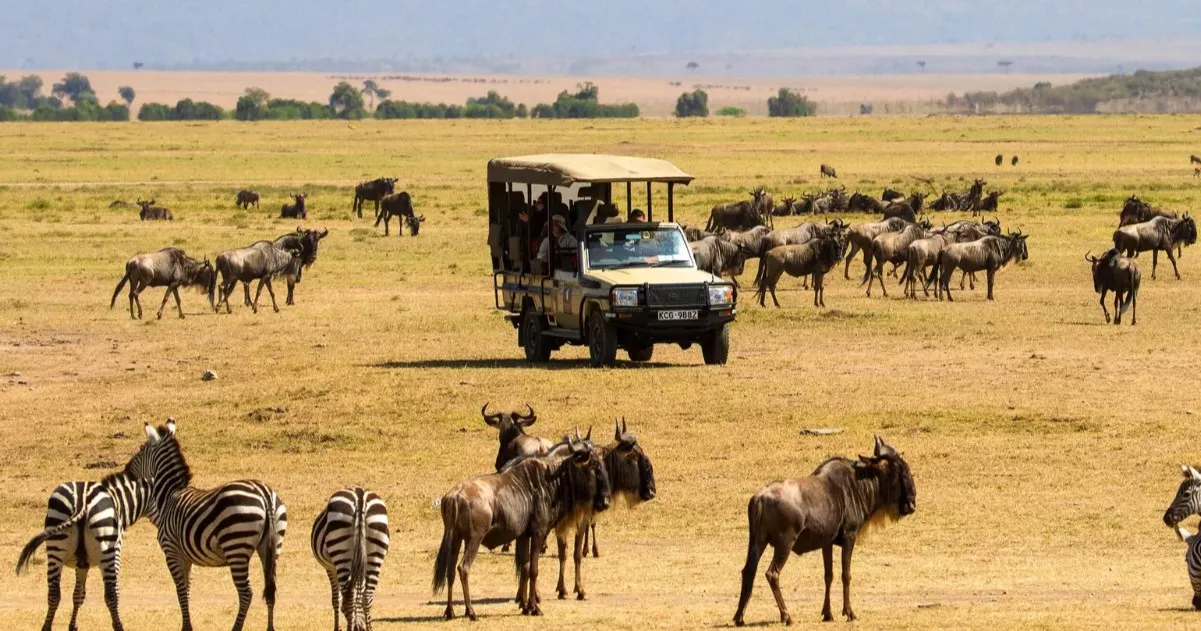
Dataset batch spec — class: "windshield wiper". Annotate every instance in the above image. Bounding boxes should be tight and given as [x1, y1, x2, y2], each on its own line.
[649, 259, 689, 267]
[603, 261, 653, 270]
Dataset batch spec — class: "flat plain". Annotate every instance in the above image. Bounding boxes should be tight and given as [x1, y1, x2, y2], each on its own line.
[3, 115, 1201, 630]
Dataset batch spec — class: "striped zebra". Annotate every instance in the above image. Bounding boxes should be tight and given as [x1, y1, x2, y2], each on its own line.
[1164, 464, 1201, 609]
[311, 487, 390, 631]
[15, 470, 150, 631]
[130, 420, 288, 631]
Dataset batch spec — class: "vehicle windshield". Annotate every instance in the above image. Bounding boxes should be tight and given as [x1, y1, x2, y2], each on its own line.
[584, 225, 694, 270]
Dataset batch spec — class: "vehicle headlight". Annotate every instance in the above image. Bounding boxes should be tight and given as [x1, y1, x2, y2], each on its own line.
[708, 284, 734, 306]
[611, 287, 639, 307]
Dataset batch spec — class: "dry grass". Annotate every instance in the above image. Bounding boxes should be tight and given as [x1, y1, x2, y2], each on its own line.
[2, 116, 1201, 630]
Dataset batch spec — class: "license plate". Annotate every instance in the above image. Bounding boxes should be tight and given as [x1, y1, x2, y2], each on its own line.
[657, 309, 698, 321]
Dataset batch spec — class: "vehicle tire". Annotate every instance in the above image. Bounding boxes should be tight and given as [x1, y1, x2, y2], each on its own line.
[522, 310, 552, 362]
[627, 346, 654, 362]
[701, 325, 730, 365]
[588, 314, 618, 368]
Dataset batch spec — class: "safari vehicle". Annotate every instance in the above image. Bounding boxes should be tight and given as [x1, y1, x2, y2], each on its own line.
[488, 154, 737, 367]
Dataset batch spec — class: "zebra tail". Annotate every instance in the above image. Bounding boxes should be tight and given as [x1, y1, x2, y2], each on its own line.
[259, 493, 282, 587]
[110, 271, 130, 309]
[351, 490, 369, 596]
[17, 503, 88, 575]
[432, 500, 457, 594]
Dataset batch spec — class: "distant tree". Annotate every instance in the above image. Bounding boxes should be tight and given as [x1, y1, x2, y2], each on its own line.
[73, 90, 99, 104]
[768, 88, 817, 117]
[329, 81, 366, 119]
[236, 87, 271, 121]
[362, 79, 380, 110]
[103, 101, 131, 121]
[998, 60, 1014, 74]
[917, 60, 927, 72]
[375, 87, 391, 100]
[133, 62, 144, 70]
[17, 75, 43, 106]
[51, 72, 93, 103]
[118, 86, 135, 106]
[515, 103, 528, 118]
[138, 102, 175, 121]
[674, 89, 709, 118]
[686, 61, 699, 71]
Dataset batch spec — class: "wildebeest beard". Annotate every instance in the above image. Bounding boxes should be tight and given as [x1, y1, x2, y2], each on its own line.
[606, 445, 655, 504]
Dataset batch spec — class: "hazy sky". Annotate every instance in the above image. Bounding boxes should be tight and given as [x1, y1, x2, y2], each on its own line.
[4, 0, 1199, 69]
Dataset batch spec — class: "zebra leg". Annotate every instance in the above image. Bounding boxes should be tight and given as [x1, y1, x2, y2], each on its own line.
[68, 566, 87, 631]
[227, 555, 254, 631]
[167, 556, 194, 631]
[101, 543, 125, 631]
[325, 569, 341, 631]
[364, 565, 381, 631]
[42, 557, 63, 631]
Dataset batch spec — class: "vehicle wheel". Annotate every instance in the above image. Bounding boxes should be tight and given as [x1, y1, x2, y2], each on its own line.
[701, 325, 730, 365]
[588, 314, 618, 368]
[627, 346, 654, 362]
[522, 311, 552, 362]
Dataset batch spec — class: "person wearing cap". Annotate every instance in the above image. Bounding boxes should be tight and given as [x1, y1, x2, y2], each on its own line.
[533, 214, 578, 268]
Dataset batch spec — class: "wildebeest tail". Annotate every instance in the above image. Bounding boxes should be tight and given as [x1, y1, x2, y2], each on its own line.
[753, 252, 768, 288]
[927, 251, 944, 286]
[17, 502, 87, 575]
[432, 499, 457, 594]
[110, 268, 130, 309]
[737, 495, 768, 611]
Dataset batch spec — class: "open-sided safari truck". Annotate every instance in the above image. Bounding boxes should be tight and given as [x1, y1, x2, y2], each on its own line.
[488, 153, 737, 367]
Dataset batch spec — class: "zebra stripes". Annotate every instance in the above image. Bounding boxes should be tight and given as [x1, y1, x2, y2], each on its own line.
[1165, 465, 1201, 609]
[133, 420, 288, 631]
[311, 487, 390, 631]
[16, 472, 150, 631]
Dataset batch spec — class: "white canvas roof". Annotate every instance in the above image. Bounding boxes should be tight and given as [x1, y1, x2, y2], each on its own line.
[488, 153, 694, 186]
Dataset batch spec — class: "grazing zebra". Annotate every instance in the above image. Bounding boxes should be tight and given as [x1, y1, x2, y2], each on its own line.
[1163, 464, 1201, 609]
[16, 470, 151, 631]
[130, 420, 288, 631]
[311, 488, 390, 631]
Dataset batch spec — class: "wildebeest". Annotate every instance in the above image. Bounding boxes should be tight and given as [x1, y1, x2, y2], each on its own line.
[929, 192, 959, 212]
[1191, 154, 1201, 165]
[819, 164, 837, 178]
[281, 193, 307, 219]
[952, 179, 987, 213]
[847, 192, 885, 215]
[995, 154, 1003, 166]
[706, 189, 773, 232]
[977, 190, 1003, 215]
[930, 231, 1030, 301]
[681, 225, 715, 241]
[756, 236, 843, 308]
[137, 199, 173, 221]
[1118, 195, 1178, 228]
[732, 436, 915, 627]
[882, 200, 917, 222]
[554, 419, 656, 601]
[238, 227, 329, 307]
[353, 177, 396, 218]
[865, 221, 930, 297]
[110, 248, 216, 319]
[406, 214, 426, 236]
[1112, 214, 1197, 280]
[375, 191, 417, 236]
[214, 241, 302, 313]
[692, 236, 748, 288]
[900, 220, 999, 298]
[235, 189, 260, 209]
[1085, 249, 1140, 325]
[881, 188, 905, 203]
[752, 219, 846, 287]
[842, 217, 907, 280]
[483, 403, 552, 473]
[433, 431, 610, 619]
[770, 197, 797, 217]
[1011, 155, 1019, 166]
[1163, 465, 1201, 610]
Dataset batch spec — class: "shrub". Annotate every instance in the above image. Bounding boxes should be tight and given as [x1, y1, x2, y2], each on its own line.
[675, 89, 709, 118]
[716, 106, 746, 117]
[768, 88, 817, 117]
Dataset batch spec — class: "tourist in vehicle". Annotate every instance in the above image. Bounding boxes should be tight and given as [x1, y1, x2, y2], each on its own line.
[531, 214, 578, 272]
[629, 209, 646, 222]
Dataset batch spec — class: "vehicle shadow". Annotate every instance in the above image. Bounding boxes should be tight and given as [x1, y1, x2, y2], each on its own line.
[371, 359, 685, 370]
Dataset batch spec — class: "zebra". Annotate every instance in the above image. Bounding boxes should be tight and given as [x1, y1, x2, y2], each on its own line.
[16, 470, 151, 631]
[129, 420, 288, 631]
[311, 488, 390, 631]
[1163, 464, 1201, 609]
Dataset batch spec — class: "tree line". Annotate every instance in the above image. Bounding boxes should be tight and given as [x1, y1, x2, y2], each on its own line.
[0, 73, 133, 121]
[674, 87, 816, 118]
[944, 65, 1201, 114]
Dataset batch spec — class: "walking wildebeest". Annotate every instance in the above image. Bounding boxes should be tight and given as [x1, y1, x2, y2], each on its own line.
[1112, 214, 1197, 280]
[692, 236, 748, 288]
[706, 189, 772, 232]
[353, 177, 396, 218]
[1163, 465, 1201, 610]
[900, 229, 958, 298]
[375, 191, 417, 236]
[238, 227, 329, 307]
[137, 199, 173, 221]
[1191, 154, 1201, 165]
[865, 221, 930, 297]
[110, 248, 216, 319]
[433, 431, 610, 620]
[281, 193, 307, 219]
[930, 231, 1030, 301]
[483, 403, 552, 473]
[752, 219, 846, 288]
[937, 219, 1001, 291]
[819, 164, 837, 178]
[732, 436, 915, 627]
[214, 241, 302, 313]
[995, 154, 1003, 166]
[756, 236, 843, 308]
[235, 190, 260, 209]
[843, 217, 907, 280]
[555, 419, 656, 600]
[1085, 249, 1140, 325]
[1118, 195, 1180, 252]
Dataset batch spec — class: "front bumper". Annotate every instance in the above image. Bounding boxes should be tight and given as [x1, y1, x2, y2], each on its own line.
[606, 306, 736, 341]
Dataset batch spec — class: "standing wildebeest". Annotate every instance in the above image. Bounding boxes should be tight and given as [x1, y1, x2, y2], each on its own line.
[752, 219, 846, 288]
[281, 193, 307, 219]
[1118, 195, 1179, 228]
[433, 432, 610, 620]
[706, 189, 773, 232]
[353, 177, 396, 218]
[110, 248, 216, 320]
[732, 436, 915, 627]
[901, 220, 1000, 298]
[1011, 155, 1019, 166]
[137, 199, 173, 221]
[235, 190, 260, 209]
[1085, 249, 1140, 325]
[930, 231, 1030, 301]
[555, 419, 656, 600]
[375, 191, 417, 236]
[682, 225, 715, 241]
[239, 227, 329, 307]
[1112, 215, 1197, 280]
[215, 241, 302, 313]
[842, 217, 907, 280]
[1191, 154, 1201, 165]
[819, 164, 837, 178]
[995, 154, 1003, 166]
[692, 236, 748, 288]
[1163, 465, 1201, 610]
[483, 403, 551, 473]
[865, 221, 930, 297]
[952, 179, 986, 213]
[406, 214, 426, 236]
[756, 236, 843, 308]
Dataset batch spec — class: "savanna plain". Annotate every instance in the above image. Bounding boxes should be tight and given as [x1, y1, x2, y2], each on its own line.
[3, 115, 1201, 630]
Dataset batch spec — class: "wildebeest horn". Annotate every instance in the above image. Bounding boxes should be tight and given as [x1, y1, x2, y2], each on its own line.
[615, 419, 622, 441]
[621, 417, 627, 434]
[584, 425, 592, 441]
[481, 402, 503, 426]
[1084, 251, 1097, 263]
[516, 404, 536, 425]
